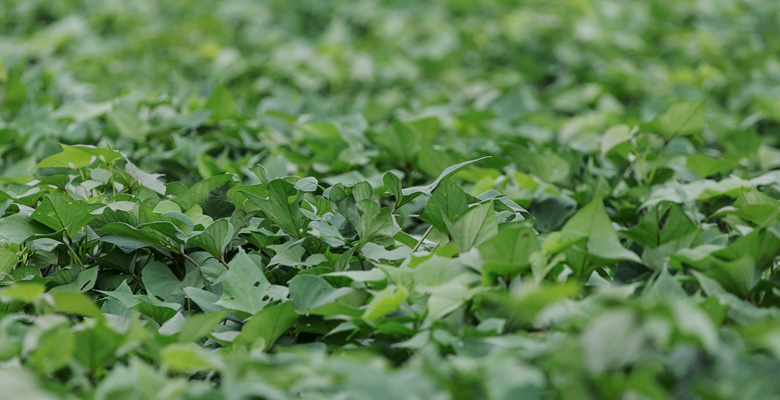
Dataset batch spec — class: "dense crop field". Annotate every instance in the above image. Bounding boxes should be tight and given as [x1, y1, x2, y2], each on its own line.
[3, 0, 780, 398]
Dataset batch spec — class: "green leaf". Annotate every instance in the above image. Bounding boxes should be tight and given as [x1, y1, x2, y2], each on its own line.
[582, 309, 644, 372]
[288, 274, 353, 314]
[205, 85, 236, 122]
[100, 222, 182, 252]
[446, 202, 498, 252]
[179, 312, 227, 343]
[513, 147, 570, 183]
[0, 214, 51, 244]
[73, 322, 122, 375]
[646, 100, 706, 139]
[362, 285, 408, 322]
[182, 287, 223, 313]
[383, 172, 403, 207]
[375, 120, 417, 163]
[714, 190, 780, 225]
[560, 197, 641, 263]
[355, 200, 395, 244]
[50, 267, 98, 293]
[420, 178, 470, 235]
[84, 144, 122, 165]
[187, 219, 234, 260]
[125, 161, 167, 195]
[402, 157, 490, 197]
[478, 227, 538, 280]
[34, 144, 95, 170]
[242, 179, 307, 238]
[623, 203, 698, 247]
[162, 343, 223, 372]
[529, 194, 578, 233]
[236, 302, 298, 350]
[141, 262, 182, 300]
[26, 316, 75, 375]
[31, 194, 99, 238]
[49, 291, 104, 320]
[1, 283, 45, 303]
[175, 174, 236, 219]
[108, 108, 146, 140]
[217, 249, 287, 315]
[600, 125, 633, 158]
[686, 155, 738, 178]
[0, 246, 18, 278]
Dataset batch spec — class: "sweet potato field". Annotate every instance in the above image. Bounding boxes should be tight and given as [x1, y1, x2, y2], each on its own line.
[2, 0, 780, 399]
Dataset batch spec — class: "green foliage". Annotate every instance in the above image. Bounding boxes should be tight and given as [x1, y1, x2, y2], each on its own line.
[2, 0, 780, 398]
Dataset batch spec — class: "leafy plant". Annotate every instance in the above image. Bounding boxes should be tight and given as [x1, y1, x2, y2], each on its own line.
[3, 0, 780, 398]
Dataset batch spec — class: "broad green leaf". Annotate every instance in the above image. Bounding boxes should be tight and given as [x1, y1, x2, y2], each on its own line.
[288, 274, 353, 314]
[294, 177, 319, 192]
[514, 147, 570, 183]
[0, 214, 51, 244]
[479, 227, 538, 280]
[31, 194, 99, 238]
[141, 262, 181, 300]
[623, 203, 698, 247]
[100, 222, 182, 252]
[153, 200, 181, 214]
[706, 254, 757, 298]
[412, 256, 470, 289]
[0, 246, 18, 278]
[187, 219, 234, 260]
[217, 249, 287, 315]
[686, 155, 738, 178]
[600, 125, 633, 158]
[179, 312, 227, 343]
[714, 190, 780, 225]
[671, 300, 717, 352]
[560, 197, 641, 263]
[359, 242, 411, 263]
[402, 157, 490, 197]
[125, 161, 167, 195]
[174, 174, 236, 219]
[236, 302, 298, 350]
[375, 120, 417, 163]
[205, 85, 236, 122]
[25, 316, 75, 375]
[162, 343, 223, 372]
[355, 199, 394, 244]
[49, 291, 104, 320]
[445, 202, 498, 252]
[644, 267, 687, 302]
[647, 100, 706, 139]
[242, 179, 306, 238]
[0, 368, 61, 400]
[362, 285, 408, 322]
[182, 287, 223, 313]
[1, 283, 45, 303]
[529, 194, 577, 233]
[426, 278, 484, 322]
[582, 309, 644, 372]
[420, 178, 470, 235]
[268, 241, 327, 267]
[34, 144, 95, 170]
[50, 267, 98, 293]
[71, 144, 123, 165]
[108, 108, 146, 140]
[383, 171, 404, 207]
[73, 323, 122, 375]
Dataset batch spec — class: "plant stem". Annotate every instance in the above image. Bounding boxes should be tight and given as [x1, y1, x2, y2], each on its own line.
[412, 225, 434, 252]
[646, 139, 670, 184]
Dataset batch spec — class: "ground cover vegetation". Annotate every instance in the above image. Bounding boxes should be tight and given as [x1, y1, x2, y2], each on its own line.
[2, 0, 780, 398]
